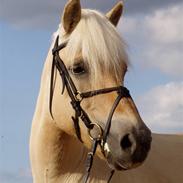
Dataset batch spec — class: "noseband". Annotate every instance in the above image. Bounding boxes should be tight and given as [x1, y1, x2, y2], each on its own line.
[50, 36, 131, 183]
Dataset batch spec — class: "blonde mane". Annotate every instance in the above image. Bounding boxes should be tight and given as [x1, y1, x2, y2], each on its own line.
[54, 9, 129, 88]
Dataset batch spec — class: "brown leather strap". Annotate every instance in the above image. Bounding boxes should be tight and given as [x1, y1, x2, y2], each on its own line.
[50, 35, 131, 183]
[84, 139, 99, 183]
[80, 86, 129, 98]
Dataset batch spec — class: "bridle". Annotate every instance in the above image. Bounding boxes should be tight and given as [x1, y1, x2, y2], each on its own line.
[50, 36, 131, 183]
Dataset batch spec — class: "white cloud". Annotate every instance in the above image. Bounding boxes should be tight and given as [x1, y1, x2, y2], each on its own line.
[119, 3, 183, 78]
[143, 45, 183, 76]
[120, 17, 139, 34]
[137, 82, 183, 133]
[1, 0, 183, 29]
[146, 5, 183, 43]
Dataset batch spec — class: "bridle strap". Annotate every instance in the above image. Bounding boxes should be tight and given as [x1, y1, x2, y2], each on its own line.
[102, 87, 130, 145]
[53, 38, 78, 96]
[80, 86, 127, 99]
[51, 37, 93, 142]
[84, 139, 99, 183]
[103, 93, 123, 144]
[50, 35, 131, 183]
[107, 170, 115, 183]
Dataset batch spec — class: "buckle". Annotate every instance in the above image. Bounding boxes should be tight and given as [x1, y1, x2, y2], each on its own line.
[75, 91, 83, 102]
[88, 123, 103, 141]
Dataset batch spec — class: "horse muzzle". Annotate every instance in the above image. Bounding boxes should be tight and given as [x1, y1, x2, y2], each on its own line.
[102, 123, 152, 171]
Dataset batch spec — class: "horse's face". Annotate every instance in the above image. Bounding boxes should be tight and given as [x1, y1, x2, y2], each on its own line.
[56, 0, 151, 171]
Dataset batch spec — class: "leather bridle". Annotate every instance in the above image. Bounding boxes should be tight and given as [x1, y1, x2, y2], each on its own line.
[50, 36, 131, 183]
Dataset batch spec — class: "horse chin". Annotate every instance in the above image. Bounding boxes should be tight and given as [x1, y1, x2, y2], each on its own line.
[106, 152, 144, 171]
[103, 142, 135, 171]
[106, 153, 131, 171]
[108, 160, 129, 171]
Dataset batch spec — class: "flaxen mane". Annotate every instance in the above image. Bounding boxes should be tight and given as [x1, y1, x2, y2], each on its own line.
[55, 9, 128, 88]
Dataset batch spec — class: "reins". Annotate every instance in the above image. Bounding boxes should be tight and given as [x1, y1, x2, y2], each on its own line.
[50, 36, 131, 183]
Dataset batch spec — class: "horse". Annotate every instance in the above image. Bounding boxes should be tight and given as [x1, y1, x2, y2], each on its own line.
[30, 1, 153, 182]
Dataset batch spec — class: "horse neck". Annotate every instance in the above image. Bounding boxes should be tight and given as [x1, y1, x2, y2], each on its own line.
[55, 132, 87, 177]
[51, 130, 115, 183]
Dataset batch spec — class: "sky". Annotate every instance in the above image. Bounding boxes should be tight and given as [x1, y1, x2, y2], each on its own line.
[0, 0, 183, 182]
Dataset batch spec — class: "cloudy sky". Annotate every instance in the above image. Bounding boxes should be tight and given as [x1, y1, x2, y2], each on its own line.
[0, 0, 183, 182]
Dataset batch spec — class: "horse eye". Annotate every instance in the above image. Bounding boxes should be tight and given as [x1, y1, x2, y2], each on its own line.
[71, 63, 86, 75]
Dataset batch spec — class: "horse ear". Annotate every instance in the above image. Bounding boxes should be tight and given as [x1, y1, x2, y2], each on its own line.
[106, 1, 123, 26]
[62, 0, 81, 34]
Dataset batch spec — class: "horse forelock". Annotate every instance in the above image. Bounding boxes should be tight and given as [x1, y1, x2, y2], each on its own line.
[53, 9, 129, 88]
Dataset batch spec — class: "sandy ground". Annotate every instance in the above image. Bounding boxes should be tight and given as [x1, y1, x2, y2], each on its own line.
[114, 133, 183, 183]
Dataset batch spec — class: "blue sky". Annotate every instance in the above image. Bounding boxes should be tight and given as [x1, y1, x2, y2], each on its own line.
[0, 0, 183, 182]
[0, 24, 51, 182]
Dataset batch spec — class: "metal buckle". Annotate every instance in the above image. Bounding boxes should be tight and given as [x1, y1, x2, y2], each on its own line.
[88, 123, 103, 141]
[76, 91, 83, 102]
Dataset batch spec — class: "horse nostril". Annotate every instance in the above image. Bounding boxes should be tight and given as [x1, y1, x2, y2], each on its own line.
[120, 134, 132, 150]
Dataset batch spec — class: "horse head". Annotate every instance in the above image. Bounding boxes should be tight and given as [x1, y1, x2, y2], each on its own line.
[51, 0, 151, 172]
